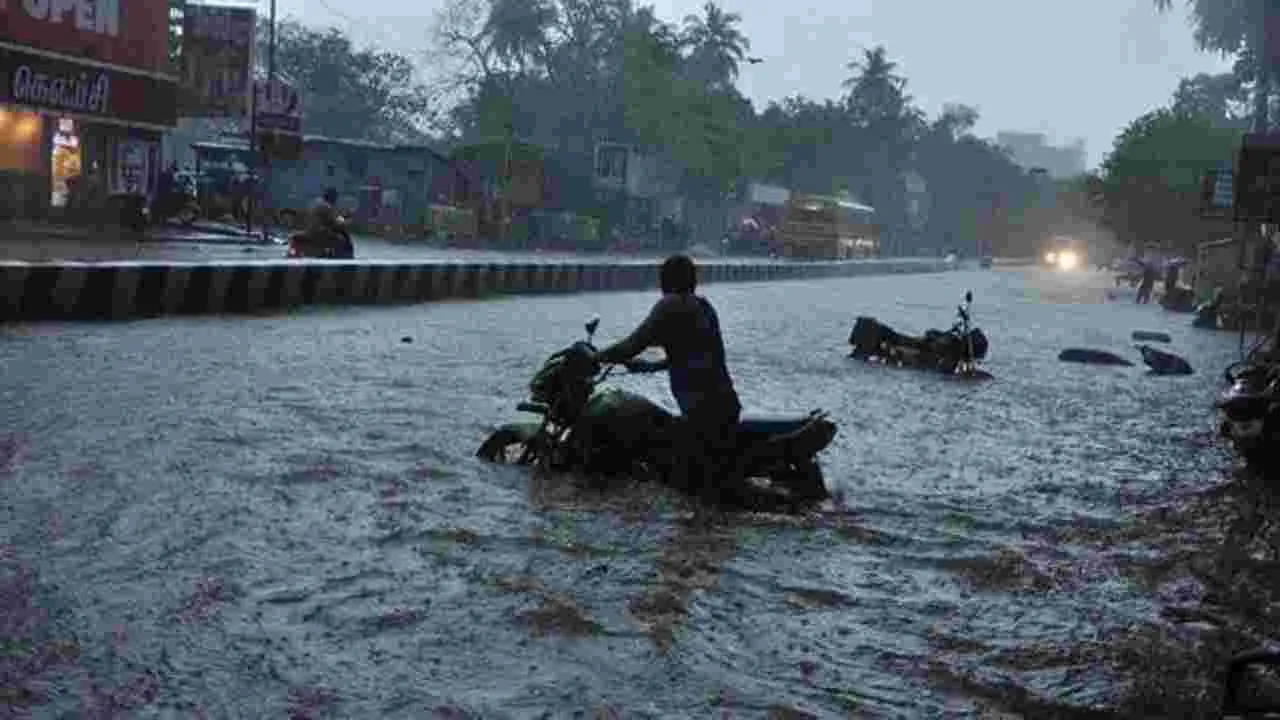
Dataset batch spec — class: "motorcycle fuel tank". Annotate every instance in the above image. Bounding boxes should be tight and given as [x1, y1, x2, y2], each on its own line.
[583, 387, 670, 420]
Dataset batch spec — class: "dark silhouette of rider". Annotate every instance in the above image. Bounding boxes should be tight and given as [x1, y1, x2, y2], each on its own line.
[307, 187, 352, 257]
[593, 254, 742, 501]
[308, 187, 342, 235]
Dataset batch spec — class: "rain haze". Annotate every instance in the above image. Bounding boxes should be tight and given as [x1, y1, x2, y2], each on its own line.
[267, 0, 1230, 168]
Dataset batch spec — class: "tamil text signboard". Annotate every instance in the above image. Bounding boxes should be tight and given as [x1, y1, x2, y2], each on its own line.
[0, 45, 177, 127]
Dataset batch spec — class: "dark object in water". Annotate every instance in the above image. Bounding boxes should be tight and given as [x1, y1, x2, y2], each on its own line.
[847, 292, 989, 377]
[1137, 344, 1193, 375]
[1221, 648, 1280, 718]
[1058, 348, 1134, 366]
[1131, 330, 1172, 343]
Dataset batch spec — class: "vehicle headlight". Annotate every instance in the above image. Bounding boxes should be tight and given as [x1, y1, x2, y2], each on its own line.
[1057, 250, 1079, 270]
[1045, 251, 1057, 264]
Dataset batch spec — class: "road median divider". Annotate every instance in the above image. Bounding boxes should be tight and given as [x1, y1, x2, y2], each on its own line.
[0, 258, 950, 322]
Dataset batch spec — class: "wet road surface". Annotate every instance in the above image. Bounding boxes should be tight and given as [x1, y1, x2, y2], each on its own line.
[0, 267, 1241, 718]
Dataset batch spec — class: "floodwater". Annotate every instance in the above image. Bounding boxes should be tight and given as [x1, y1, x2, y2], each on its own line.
[0, 267, 1241, 718]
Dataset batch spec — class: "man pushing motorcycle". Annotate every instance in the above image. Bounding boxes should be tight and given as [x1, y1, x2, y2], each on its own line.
[304, 187, 354, 258]
[591, 254, 744, 503]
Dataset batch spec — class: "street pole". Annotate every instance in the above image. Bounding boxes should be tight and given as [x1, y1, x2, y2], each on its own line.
[502, 123, 512, 247]
[246, 83, 257, 236]
[263, 0, 277, 241]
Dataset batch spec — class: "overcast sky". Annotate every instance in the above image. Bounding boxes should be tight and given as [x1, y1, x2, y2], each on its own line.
[254, 0, 1232, 168]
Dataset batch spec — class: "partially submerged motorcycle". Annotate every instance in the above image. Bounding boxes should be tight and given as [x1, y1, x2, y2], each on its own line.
[476, 317, 839, 511]
[286, 215, 354, 259]
[1217, 358, 1279, 470]
[848, 291, 991, 379]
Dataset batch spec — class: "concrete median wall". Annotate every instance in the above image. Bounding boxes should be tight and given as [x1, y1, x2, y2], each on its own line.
[0, 258, 949, 322]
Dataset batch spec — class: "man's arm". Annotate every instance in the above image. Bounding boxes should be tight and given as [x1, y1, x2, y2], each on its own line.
[596, 297, 671, 364]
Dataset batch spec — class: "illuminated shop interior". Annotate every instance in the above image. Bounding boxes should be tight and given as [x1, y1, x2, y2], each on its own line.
[0, 108, 45, 173]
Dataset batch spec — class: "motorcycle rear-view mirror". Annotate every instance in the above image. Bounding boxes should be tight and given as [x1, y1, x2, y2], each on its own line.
[585, 316, 600, 339]
[965, 291, 973, 305]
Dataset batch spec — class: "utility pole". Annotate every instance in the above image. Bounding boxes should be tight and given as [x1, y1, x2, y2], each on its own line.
[262, 0, 277, 241]
[245, 0, 277, 239]
[502, 121, 512, 246]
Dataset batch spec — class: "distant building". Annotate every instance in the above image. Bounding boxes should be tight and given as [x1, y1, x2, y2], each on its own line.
[996, 131, 1087, 179]
[191, 135, 470, 236]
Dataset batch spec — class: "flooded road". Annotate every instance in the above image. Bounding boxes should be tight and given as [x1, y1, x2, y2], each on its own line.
[0, 267, 1240, 718]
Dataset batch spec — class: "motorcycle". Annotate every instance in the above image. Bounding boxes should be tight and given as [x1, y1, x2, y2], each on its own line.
[1216, 359, 1280, 470]
[286, 215, 355, 259]
[848, 291, 991, 378]
[149, 179, 201, 227]
[475, 317, 839, 512]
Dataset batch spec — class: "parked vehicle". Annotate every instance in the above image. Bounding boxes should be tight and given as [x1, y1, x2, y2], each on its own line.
[1216, 359, 1280, 470]
[848, 292, 991, 379]
[286, 215, 354, 259]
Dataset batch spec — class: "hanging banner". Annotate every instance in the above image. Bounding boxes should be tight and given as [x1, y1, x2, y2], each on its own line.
[180, 4, 256, 116]
[111, 138, 159, 196]
[252, 76, 302, 134]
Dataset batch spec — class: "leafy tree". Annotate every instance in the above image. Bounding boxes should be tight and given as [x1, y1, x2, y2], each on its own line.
[679, 2, 749, 89]
[430, 0, 1050, 253]
[840, 46, 924, 253]
[1153, 0, 1267, 124]
[1171, 72, 1251, 128]
[266, 21, 433, 143]
[1099, 108, 1241, 253]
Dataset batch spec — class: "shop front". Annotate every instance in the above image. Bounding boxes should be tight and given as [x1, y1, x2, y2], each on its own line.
[0, 0, 178, 226]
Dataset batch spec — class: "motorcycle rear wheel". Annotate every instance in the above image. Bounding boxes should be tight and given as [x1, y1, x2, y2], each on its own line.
[770, 459, 828, 503]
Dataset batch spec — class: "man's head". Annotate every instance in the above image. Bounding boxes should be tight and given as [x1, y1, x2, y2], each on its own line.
[322, 187, 338, 204]
[659, 254, 697, 295]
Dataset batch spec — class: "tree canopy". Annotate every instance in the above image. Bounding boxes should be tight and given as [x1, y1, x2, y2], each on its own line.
[429, 0, 1040, 253]
[263, 20, 434, 143]
[1095, 105, 1241, 253]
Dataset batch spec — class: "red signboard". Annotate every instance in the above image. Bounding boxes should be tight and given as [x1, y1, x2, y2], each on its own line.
[1, 0, 172, 75]
[0, 46, 177, 127]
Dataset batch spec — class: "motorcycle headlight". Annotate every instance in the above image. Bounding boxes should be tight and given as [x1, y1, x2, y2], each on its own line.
[1056, 250, 1079, 271]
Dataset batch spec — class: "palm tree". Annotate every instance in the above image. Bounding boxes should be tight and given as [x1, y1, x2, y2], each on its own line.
[484, 0, 557, 73]
[680, 2, 749, 88]
[841, 46, 913, 126]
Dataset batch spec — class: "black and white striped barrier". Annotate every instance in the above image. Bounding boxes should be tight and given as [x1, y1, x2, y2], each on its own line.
[0, 258, 949, 322]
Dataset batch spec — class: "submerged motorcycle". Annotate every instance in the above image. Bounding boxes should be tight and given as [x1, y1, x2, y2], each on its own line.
[848, 291, 991, 378]
[1216, 358, 1279, 470]
[286, 215, 355, 259]
[1222, 648, 1280, 718]
[476, 317, 839, 511]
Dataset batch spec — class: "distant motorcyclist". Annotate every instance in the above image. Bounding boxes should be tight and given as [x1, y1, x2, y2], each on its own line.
[592, 254, 743, 503]
[306, 187, 353, 258]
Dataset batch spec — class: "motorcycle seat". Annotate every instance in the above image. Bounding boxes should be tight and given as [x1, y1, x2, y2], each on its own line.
[737, 414, 813, 437]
